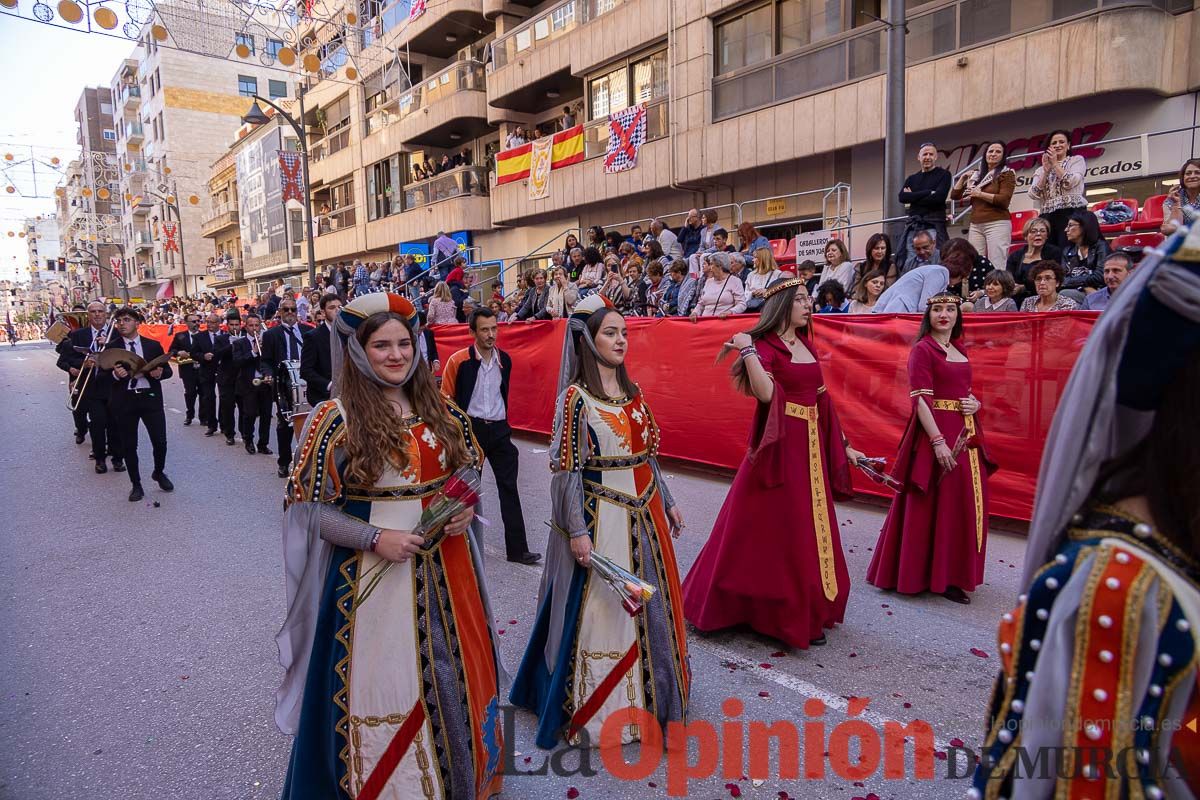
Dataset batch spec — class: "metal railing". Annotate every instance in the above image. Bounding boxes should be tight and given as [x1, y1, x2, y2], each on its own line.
[471, 226, 583, 294]
[402, 165, 489, 210]
[365, 61, 486, 137]
[712, 0, 1183, 122]
[316, 205, 357, 236]
[490, 0, 625, 69]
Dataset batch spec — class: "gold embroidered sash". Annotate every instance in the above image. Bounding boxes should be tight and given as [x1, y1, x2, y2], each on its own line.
[930, 398, 984, 552]
[784, 401, 838, 602]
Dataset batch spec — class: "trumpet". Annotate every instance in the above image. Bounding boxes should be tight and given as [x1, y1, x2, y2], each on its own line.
[252, 376, 273, 387]
[68, 315, 116, 411]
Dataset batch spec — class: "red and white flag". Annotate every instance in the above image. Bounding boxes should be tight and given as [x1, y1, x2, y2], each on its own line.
[408, 0, 426, 21]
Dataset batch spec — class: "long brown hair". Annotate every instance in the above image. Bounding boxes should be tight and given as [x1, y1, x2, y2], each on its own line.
[915, 299, 964, 343]
[572, 309, 638, 400]
[340, 312, 470, 485]
[724, 280, 811, 396]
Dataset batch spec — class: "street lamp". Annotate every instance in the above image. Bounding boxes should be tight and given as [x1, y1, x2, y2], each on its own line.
[243, 91, 317, 291]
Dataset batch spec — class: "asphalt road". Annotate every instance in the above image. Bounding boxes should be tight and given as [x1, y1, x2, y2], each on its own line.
[0, 340, 1029, 800]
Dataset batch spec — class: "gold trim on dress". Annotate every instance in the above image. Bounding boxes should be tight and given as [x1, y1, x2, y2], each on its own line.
[909, 388, 934, 397]
[784, 401, 838, 602]
[931, 398, 984, 551]
[931, 399, 962, 411]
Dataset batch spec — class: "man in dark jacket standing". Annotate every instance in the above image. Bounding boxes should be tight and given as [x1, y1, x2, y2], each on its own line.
[301, 293, 341, 406]
[168, 313, 203, 425]
[897, 142, 952, 273]
[190, 312, 223, 437]
[213, 311, 242, 446]
[440, 307, 540, 565]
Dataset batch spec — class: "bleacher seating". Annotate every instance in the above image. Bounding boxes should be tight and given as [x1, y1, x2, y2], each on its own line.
[1010, 210, 1038, 242]
[1111, 233, 1165, 251]
[1130, 194, 1168, 232]
[1008, 242, 1024, 256]
[1089, 198, 1138, 235]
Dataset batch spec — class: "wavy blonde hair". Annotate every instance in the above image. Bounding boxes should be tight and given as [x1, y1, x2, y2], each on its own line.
[340, 313, 470, 485]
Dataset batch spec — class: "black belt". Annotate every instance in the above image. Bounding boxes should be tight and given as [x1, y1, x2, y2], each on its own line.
[470, 417, 506, 426]
[128, 388, 156, 395]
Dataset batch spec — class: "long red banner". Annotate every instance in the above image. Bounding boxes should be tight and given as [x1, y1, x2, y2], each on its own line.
[140, 312, 1096, 522]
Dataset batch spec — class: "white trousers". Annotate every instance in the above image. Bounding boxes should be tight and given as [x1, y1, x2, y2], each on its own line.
[968, 220, 1012, 267]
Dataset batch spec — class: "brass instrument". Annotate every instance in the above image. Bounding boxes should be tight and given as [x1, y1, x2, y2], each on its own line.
[67, 315, 116, 411]
[250, 332, 270, 386]
[46, 312, 88, 345]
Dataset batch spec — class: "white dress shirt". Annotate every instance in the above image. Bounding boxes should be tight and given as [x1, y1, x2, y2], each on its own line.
[282, 324, 304, 361]
[466, 350, 505, 421]
[121, 336, 151, 390]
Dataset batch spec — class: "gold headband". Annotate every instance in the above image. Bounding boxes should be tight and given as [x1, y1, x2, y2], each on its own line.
[926, 292, 963, 306]
[761, 277, 805, 300]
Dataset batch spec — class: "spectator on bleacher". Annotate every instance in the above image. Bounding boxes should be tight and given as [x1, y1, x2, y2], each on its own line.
[649, 219, 683, 263]
[617, 241, 636, 266]
[600, 256, 633, 313]
[490, 299, 509, 323]
[677, 209, 705, 259]
[688, 224, 733, 276]
[951, 140, 1016, 266]
[564, 232, 580, 252]
[873, 258, 971, 314]
[736, 222, 771, 271]
[743, 249, 785, 312]
[636, 260, 668, 317]
[1019, 261, 1079, 312]
[550, 248, 568, 277]
[940, 237, 994, 300]
[641, 239, 665, 273]
[514, 269, 551, 321]
[546, 267, 579, 319]
[819, 238, 855, 294]
[560, 106, 576, 130]
[445, 261, 471, 322]
[848, 269, 887, 314]
[1007, 216, 1062, 301]
[698, 209, 719, 252]
[1162, 159, 1200, 235]
[628, 224, 646, 252]
[814, 280, 850, 313]
[855, 232, 897, 289]
[565, 247, 586, 284]
[426, 282, 459, 325]
[898, 143, 952, 271]
[586, 225, 606, 250]
[1061, 210, 1109, 292]
[1082, 252, 1133, 312]
[662, 261, 697, 316]
[603, 230, 623, 252]
[796, 259, 820, 296]
[903, 229, 940, 274]
[974, 269, 1018, 313]
[690, 252, 747, 320]
[1029, 130, 1087, 247]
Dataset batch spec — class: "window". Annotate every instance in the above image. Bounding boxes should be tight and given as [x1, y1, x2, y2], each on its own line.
[632, 51, 668, 104]
[367, 155, 400, 220]
[157, 111, 165, 140]
[589, 67, 627, 119]
[268, 79, 288, 99]
[266, 38, 284, 59]
[323, 94, 352, 133]
[588, 49, 667, 120]
[778, 0, 843, 53]
[238, 75, 258, 97]
[100, 102, 113, 115]
[236, 32, 256, 54]
[102, 129, 117, 141]
[715, 4, 773, 75]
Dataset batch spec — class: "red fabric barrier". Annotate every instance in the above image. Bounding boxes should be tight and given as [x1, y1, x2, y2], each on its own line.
[430, 313, 1098, 522]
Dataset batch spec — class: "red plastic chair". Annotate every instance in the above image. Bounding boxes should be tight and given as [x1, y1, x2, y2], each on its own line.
[1008, 242, 1024, 256]
[1010, 210, 1038, 242]
[1130, 194, 1168, 232]
[769, 239, 789, 260]
[1089, 198, 1138, 235]
[1111, 233, 1164, 251]
[776, 238, 798, 270]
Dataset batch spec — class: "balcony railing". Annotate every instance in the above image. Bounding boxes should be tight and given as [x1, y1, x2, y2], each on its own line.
[125, 122, 144, 142]
[137, 265, 157, 284]
[402, 165, 488, 211]
[133, 231, 154, 250]
[316, 205, 357, 236]
[365, 60, 486, 137]
[711, 0, 1186, 121]
[491, 0, 624, 69]
[201, 202, 240, 236]
[310, 126, 352, 162]
[206, 260, 243, 283]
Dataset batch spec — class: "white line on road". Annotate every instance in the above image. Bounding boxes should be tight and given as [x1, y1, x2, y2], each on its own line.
[169, 408, 181, 414]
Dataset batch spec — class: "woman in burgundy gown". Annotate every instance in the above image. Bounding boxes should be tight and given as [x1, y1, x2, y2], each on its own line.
[683, 277, 864, 648]
[865, 292, 996, 603]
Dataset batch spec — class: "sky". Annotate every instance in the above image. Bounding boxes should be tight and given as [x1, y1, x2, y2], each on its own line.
[0, 15, 135, 282]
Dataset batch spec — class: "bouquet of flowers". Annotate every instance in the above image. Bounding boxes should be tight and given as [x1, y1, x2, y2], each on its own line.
[588, 552, 656, 616]
[355, 466, 482, 608]
[853, 456, 903, 491]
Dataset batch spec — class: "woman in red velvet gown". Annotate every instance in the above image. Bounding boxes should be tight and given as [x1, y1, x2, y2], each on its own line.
[683, 277, 864, 648]
[865, 292, 996, 603]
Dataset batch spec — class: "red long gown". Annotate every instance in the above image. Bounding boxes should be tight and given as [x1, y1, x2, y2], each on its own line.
[682, 333, 854, 649]
[865, 336, 996, 594]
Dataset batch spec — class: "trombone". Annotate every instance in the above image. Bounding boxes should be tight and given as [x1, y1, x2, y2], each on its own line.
[67, 314, 116, 411]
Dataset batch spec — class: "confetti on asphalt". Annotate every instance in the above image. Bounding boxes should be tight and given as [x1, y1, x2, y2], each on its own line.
[970, 648, 989, 658]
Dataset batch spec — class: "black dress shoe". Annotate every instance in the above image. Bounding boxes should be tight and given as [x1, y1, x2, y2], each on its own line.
[225, 436, 236, 446]
[258, 445, 273, 456]
[245, 442, 257, 454]
[277, 465, 290, 478]
[112, 461, 126, 472]
[205, 429, 217, 437]
[94, 461, 108, 474]
[184, 417, 193, 426]
[943, 586, 971, 605]
[508, 552, 543, 565]
[152, 471, 174, 491]
[75, 432, 86, 444]
[128, 484, 144, 502]
[809, 634, 827, 646]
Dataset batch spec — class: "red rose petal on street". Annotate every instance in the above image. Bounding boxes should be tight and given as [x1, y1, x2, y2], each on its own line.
[566, 789, 579, 799]
[903, 702, 912, 708]
[950, 738, 965, 748]
[771, 651, 786, 658]
[498, 629, 506, 635]
[936, 750, 948, 760]
[759, 662, 773, 669]
[849, 652, 857, 657]
[729, 786, 742, 798]
[881, 603, 889, 608]
[886, 611, 893, 616]
[509, 619, 518, 625]
[648, 782, 656, 788]
[970, 648, 989, 658]
[758, 691, 770, 698]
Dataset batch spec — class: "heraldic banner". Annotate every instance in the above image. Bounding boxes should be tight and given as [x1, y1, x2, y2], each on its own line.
[528, 137, 554, 201]
[604, 103, 647, 174]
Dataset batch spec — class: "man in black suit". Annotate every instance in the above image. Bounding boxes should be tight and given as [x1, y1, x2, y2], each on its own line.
[191, 312, 222, 437]
[56, 300, 123, 473]
[260, 297, 310, 477]
[232, 314, 273, 455]
[168, 313, 203, 426]
[105, 306, 173, 502]
[300, 293, 341, 406]
[214, 311, 242, 446]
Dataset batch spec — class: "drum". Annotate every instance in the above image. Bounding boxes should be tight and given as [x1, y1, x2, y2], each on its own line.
[276, 360, 307, 413]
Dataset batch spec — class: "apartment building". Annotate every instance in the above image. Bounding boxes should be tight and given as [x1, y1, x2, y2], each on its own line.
[109, 19, 293, 299]
[202, 0, 1197, 297]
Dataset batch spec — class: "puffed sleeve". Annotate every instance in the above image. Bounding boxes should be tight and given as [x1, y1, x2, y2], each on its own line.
[286, 400, 347, 506]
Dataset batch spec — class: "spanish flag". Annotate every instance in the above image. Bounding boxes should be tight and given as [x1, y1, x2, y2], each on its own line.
[496, 125, 584, 184]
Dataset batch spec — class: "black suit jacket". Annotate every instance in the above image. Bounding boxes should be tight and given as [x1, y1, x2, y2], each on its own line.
[231, 336, 265, 397]
[301, 323, 332, 405]
[169, 329, 202, 378]
[214, 333, 239, 388]
[59, 326, 114, 401]
[188, 331, 220, 381]
[104, 335, 173, 408]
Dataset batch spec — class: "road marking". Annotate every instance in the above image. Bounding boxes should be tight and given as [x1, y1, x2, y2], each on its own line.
[169, 408, 182, 414]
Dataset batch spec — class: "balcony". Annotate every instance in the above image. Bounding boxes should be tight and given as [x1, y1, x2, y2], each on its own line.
[366, 169, 491, 251]
[365, 61, 491, 148]
[206, 259, 243, 286]
[132, 231, 154, 252]
[360, 0, 485, 59]
[401, 165, 488, 211]
[124, 121, 144, 145]
[309, 126, 353, 183]
[136, 265, 157, 285]
[121, 85, 141, 118]
[200, 202, 240, 238]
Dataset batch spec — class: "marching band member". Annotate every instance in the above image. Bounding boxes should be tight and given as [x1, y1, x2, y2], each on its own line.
[104, 306, 173, 502]
[214, 310, 242, 446]
[276, 292, 504, 799]
[232, 314, 272, 455]
[970, 223, 1200, 799]
[865, 292, 996, 604]
[57, 300, 123, 473]
[300, 293, 340, 406]
[191, 312, 222, 437]
[510, 294, 690, 749]
[261, 298, 310, 477]
[168, 313, 203, 426]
